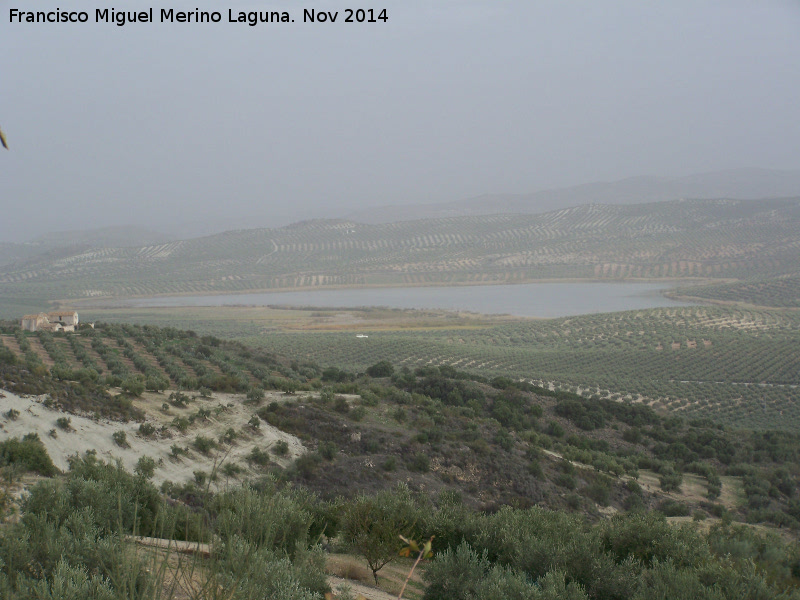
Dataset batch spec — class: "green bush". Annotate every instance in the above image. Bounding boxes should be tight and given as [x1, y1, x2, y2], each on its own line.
[134, 456, 157, 479]
[171, 417, 190, 432]
[554, 473, 577, 490]
[292, 453, 321, 479]
[23, 452, 163, 536]
[169, 391, 191, 407]
[219, 427, 237, 444]
[583, 479, 611, 506]
[424, 542, 589, 600]
[209, 540, 327, 600]
[546, 421, 565, 438]
[659, 469, 683, 493]
[366, 360, 394, 378]
[248, 447, 271, 467]
[599, 511, 706, 568]
[0, 434, 58, 476]
[213, 484, 315, 557]
[408, 452, 431, 473]
[55, 417, 72, 432]
[12, 558, 118, 600]
[193, 435, 217, 455]
[246, 387, 266, 405]
[120, 376, 145, 397]
[272, 440, 290, 456]
[318, 441, 338, 461]
[221, 462, 244, 477]
[350, 406, 367, 421]
[111, 430, 128, 448]
[658, 500, 691, 517]
[145, 374, 169, 392]
[333, 396, 350, 414]
[170, 444, 188, 459]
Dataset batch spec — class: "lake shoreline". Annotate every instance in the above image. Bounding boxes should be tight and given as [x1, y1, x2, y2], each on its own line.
[65, 277, 709, 306]
[68, 280, 700, 319]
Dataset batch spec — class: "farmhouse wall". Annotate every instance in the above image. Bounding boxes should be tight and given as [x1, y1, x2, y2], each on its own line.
[19, 310, 79, 332]
[48, 311, 79, 327]
[21, 313, 49, 332]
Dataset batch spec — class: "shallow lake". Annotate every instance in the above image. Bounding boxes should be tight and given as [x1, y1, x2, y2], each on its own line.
[128, 282, 695, 318]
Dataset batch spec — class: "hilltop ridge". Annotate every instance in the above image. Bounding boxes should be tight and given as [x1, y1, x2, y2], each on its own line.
[345, 168, 800, 223]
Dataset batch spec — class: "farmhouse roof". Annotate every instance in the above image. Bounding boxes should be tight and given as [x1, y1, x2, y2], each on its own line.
[48, 311, 78, 316]
[21, 314, 44, 320]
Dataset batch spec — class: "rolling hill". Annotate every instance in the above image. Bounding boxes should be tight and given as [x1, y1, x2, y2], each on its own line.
[2, 319, 799, 526]
[1, 197, 799, 312]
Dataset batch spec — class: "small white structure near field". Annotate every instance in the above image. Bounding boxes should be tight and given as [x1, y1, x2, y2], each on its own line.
[20, 311, 79, 332]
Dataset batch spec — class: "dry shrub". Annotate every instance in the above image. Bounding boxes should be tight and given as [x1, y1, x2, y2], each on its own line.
[329, 559, 371, 583]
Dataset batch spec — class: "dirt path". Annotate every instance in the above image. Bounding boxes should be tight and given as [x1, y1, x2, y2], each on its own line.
[327, 575, 399, 600]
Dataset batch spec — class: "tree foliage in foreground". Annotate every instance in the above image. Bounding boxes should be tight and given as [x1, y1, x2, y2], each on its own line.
[0, 453, 329, 600]
[1, 438, 800, 599]
[340, 484, 420, 584]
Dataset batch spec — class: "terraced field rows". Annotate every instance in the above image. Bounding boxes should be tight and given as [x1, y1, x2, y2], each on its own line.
[676, 273, 800, 308]
[1, 198, 799, 303]
[0, 335, 23, 357]
[239, 306, 800, 431]
[104, 337, 173, 381]
[52, 338, 83, 369]
[71, 337, 108, 371]
[2, 325, 295, 396]
[4, 302, 799, 430]
[25, 337, 55, 367]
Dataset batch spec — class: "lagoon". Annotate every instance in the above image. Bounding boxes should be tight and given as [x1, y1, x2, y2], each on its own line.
[128, 282, 695, 318]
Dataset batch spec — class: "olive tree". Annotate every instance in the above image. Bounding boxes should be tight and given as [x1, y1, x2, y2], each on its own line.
[340, 484, 421, 584]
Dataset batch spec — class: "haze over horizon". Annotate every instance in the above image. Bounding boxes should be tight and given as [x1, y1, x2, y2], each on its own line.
[3, 0, 800, 242]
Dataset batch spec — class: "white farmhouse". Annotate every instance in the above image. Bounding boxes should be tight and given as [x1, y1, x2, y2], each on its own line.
[21, 313, 49, 332]
[47, 311, 79, 330]
[20, 310, 79, 332]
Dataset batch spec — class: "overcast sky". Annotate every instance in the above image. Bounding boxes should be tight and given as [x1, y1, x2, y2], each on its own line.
[2, 0, 800, 242]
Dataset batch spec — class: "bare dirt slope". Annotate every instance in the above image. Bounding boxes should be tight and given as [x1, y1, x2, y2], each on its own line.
[0, 388, 306, 486]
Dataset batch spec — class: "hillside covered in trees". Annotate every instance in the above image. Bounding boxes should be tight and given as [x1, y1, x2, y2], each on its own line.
[3, 322, 800, 598]
[1, 198, 799, 317]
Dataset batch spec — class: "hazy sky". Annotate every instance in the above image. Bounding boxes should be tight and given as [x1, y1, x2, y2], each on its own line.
[2, 0, 800, 242]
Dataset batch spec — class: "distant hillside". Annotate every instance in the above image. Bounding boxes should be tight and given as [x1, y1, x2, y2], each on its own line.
[0, 242, 54, 268]
[0, 197, 798, 311]
[674, 273, 800, 308]
[0, 226, 175, 269]
[346, 168, 800, 223]
[28, 225, 175, 248]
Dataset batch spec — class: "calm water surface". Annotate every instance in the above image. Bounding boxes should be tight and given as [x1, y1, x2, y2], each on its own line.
[129, 283, 694, 318]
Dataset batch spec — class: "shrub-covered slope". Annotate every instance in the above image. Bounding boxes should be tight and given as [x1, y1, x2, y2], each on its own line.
[5, 321, 800, 599]
[3, 321, 800, 530]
